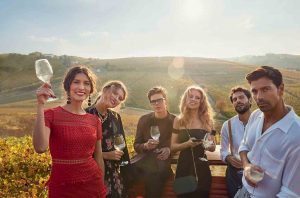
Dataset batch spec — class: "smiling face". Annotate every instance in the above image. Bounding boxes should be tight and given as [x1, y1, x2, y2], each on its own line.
[69, 73, 92, 102]
[232, 91, 251, 114]
[102, 86, 125, 108]
[250, 77, 284, 112]
[186, 89, 201, 110]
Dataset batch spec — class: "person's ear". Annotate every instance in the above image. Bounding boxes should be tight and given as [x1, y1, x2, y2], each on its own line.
[278, 83, 284, 96]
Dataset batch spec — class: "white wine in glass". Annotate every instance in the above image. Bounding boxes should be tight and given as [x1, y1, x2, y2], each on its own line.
[113, 134, 128, 166]
[199, 133, 214, 161]
[35, 59, 57, 102]
[250, 169, 264, 183]
[150, 126, 160, 141]
[202, 133, 214, 149]
[114, 134, 126, 151]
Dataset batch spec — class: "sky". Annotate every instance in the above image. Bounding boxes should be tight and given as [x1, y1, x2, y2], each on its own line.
[1, 0, 300, 59]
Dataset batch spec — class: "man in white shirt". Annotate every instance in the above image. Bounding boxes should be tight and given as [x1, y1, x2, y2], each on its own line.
[220, 87, 252, 198]
[236, 66, 300, 198]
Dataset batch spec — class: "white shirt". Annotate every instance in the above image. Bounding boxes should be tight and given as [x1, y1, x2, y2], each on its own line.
[239, 108, 300, 198]
[220, 115, 246, 162]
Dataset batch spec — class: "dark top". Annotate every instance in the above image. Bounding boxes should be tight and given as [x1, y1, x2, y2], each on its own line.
[134, 112, 176, 154]
[173, 129, 212, 192]
[86, 106, 130, 198]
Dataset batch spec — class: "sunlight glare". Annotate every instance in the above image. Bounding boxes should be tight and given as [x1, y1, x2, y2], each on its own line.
[168, 57, 185, 80]
[182, 0, 205, 21]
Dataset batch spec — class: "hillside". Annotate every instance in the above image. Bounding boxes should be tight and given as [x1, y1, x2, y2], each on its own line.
[228, 53, 300, 70]
[1, 52, 300, 117]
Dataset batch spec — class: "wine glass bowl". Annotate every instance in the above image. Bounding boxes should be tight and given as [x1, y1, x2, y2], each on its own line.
[202, 133, 214, 149]
[250, 168, 264, 183]
[150, 126, 160, 141]
[199, 133, 214, 161]
[35, 59, 53, 84]
[113, 134, 126, 151]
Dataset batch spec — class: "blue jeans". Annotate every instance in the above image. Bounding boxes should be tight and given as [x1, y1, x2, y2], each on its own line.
[226, 164, 243, 198]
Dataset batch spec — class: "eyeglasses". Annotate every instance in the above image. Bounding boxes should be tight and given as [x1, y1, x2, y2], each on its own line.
[150, 98, 165, 105]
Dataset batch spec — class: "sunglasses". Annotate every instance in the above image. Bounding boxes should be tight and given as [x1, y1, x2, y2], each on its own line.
[150, 98, 165, 105]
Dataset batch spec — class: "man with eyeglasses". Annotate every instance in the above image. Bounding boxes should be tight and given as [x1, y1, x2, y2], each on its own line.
[133, 86, 175, 198]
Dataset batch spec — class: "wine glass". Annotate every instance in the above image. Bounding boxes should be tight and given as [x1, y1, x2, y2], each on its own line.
[249, 168, 264, 183]
[234, 153, 244, 174]
[150, 125, 160, 141]
[113, 134, 128, 166]
[35, 59, 57, 102]
[199, 133, 214, 161]
[249, 167, 264, 195]
[150, 125, 160, 153]
[202, 133, 214, 149]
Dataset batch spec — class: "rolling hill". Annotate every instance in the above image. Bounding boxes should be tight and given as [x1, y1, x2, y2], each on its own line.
[1, 52, 300, 118]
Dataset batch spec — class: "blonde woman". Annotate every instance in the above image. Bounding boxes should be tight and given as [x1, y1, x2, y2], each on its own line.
[86, 81, 130, 198]
[171, 85, 216, 198]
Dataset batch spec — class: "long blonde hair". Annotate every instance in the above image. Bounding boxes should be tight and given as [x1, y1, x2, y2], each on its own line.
[178, 85, 214, 131]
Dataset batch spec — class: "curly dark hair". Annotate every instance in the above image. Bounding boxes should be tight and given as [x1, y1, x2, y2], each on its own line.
[229, 86, 251, 103]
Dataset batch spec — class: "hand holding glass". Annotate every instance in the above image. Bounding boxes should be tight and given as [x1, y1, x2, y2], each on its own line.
[199, 133, 214, 161]
[113, 134, 128, 166]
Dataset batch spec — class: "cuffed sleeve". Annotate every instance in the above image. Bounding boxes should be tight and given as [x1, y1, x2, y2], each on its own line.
[277, 147, 300, 197]
[220, 120, 230, 162]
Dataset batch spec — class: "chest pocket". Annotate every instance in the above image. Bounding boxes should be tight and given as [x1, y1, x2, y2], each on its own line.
[261, 148, 284, 180]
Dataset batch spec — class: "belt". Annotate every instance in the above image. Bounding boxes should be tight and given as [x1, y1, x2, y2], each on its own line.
[52, 158, 90, 164]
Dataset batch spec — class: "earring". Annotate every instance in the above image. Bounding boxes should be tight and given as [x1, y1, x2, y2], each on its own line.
[88, 95, 91, 106]
[67, 94, 71, 104]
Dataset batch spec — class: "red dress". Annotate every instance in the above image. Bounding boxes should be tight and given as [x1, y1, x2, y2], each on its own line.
[44, 106, 106, 198]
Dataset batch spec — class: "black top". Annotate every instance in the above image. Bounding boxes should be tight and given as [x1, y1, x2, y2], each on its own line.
[173, 129, 212, 192]
[86, 106, 130, 198]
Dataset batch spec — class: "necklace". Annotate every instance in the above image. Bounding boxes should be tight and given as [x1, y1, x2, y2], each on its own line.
[97, 111, 108, 123]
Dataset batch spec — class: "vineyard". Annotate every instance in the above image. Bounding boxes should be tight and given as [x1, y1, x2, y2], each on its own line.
[0, 136, 50, 197]
[1, 54, 300, 197]
[0, 135, 136, 198]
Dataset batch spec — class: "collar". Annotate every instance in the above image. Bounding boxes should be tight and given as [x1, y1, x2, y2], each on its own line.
[258, 106, 297, 134]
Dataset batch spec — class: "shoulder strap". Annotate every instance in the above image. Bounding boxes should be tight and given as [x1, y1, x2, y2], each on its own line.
[228, 119, 233, 155]
[185, 128, 198, 182]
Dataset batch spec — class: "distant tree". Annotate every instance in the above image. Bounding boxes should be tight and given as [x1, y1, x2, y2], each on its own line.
[215, 99, 226, 113]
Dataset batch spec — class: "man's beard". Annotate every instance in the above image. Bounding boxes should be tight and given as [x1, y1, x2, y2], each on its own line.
[235, 103, 251, 114]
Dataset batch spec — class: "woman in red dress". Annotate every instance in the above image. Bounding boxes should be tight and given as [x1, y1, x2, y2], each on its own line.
[33, 66, 106, 197]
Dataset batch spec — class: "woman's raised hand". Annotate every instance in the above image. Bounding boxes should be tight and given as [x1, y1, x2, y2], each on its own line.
[36, 83, 56, 105]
